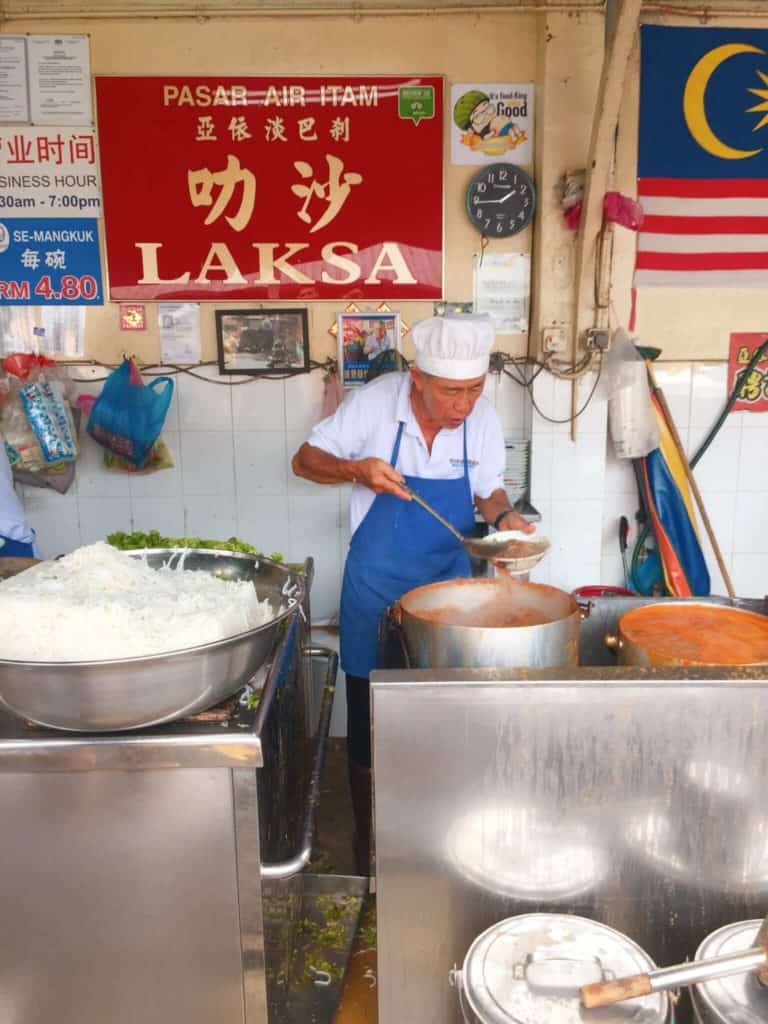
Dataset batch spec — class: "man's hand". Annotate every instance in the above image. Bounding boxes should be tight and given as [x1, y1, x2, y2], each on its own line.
[291, 444, 411, 500]
[353, 458, 411, 501]
[496, 510, 535, 535]
[475, 488, 536, 535]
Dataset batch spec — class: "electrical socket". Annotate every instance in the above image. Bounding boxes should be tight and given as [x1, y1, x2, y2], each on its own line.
[541, 326, 567, 354]
[585, 328, 611, 352]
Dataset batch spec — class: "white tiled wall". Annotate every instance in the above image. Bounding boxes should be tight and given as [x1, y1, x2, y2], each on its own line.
[528, 369, 608, 592]
[17, 361, 768, 620]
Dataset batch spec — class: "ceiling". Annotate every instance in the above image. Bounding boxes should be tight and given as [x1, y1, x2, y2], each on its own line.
[0, 0, 764, 24]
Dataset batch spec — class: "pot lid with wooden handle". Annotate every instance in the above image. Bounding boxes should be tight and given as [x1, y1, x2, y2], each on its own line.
[454, 913, 668, 1024]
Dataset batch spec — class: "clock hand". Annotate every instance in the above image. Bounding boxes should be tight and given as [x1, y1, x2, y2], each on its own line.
[479, 192, 518, 204]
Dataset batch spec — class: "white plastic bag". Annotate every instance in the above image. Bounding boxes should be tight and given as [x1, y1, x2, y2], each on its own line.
[607, 328, 660, 459]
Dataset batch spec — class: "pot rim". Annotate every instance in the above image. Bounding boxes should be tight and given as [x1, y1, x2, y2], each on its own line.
[399, 577, 580, 630]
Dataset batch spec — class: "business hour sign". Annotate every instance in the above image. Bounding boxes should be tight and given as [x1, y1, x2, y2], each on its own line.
[94, 76, 444, 301]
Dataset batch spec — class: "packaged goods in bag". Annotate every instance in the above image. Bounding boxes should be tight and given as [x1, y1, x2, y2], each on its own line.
[87, 358, 174, 468]
[20, 381, 78, 463]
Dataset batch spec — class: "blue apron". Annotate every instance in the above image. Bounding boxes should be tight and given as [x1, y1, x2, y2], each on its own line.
[340, 420, 475, 678]
[0, 535, 34, 558]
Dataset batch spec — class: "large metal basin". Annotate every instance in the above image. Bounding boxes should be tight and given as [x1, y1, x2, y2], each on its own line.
[399, 577, 580, 669]
[0, 548, 304, 733]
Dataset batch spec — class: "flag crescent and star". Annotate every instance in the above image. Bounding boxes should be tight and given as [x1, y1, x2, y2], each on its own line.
[683, 42, 767, 161]
[637, 26, 768, 288]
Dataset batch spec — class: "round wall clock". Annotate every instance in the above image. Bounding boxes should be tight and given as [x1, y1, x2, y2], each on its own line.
[465, 163, 536, 238]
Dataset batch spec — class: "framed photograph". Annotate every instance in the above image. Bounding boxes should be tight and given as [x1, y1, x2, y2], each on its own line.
[337, 311, 402, 389]
[215, 308, 310, 375]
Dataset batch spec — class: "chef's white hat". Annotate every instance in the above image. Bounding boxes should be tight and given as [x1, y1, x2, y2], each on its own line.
[412, 315, 494, 380]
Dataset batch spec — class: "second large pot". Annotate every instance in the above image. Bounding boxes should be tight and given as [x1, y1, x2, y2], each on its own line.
[398, 577, 580, 669]
[607, 601, 768, 667]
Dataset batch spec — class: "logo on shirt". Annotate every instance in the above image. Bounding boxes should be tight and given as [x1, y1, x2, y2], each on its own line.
[450, 457, 479, 469]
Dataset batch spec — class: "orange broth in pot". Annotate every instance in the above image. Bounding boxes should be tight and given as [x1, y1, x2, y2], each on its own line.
[618, 604, 768, 666]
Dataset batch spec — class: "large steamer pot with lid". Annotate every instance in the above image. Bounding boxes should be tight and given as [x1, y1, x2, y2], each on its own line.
[606, 601, 768, 667]
[692, 920, 768, 1024]
[450, 913, 670, 1024]
[398, 578, 580, 669]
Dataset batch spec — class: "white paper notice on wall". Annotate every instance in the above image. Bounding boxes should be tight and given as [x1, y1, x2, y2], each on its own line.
[27, 35, 92, 125]
[0, 37, 29, 123]
[40, 307, 85, 355]
[0, 306, 84, 356]
[159, 303, 201, 364]
[473, 252, 530, 334]
[450, 83, 533, 167]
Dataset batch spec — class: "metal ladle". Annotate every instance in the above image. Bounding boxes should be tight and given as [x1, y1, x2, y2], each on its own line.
[581, 911, 768, 1008]
[403, 485, 550, 570]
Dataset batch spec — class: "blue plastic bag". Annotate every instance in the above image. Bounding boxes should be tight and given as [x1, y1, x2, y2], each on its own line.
[87, 359, 174, 468]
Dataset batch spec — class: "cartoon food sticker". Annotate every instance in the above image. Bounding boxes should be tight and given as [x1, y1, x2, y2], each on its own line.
[453, 88, 528, 157]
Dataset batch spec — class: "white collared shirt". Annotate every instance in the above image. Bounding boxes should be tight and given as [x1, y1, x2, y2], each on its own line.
[307, 372, 506, 535]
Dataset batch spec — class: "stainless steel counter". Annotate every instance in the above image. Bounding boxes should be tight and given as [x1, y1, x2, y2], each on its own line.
[372, 663, 768, 1024]
[0, 607, 339, 1024]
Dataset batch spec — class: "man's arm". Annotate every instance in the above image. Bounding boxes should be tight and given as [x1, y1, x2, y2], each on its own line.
[475, 488, 535, 535]
[291, 443, 411, 500]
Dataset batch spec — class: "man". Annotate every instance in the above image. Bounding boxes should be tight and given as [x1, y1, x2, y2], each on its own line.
[291, 315, 533, 872]
[0, 444, 35, 558]
[363, 320, 393, 361]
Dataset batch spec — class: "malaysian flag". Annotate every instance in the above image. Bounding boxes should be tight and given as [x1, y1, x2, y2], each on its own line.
[637, 25, 768, 287]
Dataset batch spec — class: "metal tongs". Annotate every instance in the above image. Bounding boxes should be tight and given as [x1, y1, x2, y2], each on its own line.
[403, 485, 550, 571]
[580, 912, 768, 1009]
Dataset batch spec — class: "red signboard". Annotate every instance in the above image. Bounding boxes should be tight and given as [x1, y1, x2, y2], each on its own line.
[94, 76, 443, 301]
[728, 333, 768, 413]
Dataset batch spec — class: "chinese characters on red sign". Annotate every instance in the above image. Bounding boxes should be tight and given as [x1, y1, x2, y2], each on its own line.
[728, 333, 768, 413]
[94, 77, 443, 301]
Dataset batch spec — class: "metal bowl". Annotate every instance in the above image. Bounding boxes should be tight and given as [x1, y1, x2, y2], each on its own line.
[0, 548, 304, 733]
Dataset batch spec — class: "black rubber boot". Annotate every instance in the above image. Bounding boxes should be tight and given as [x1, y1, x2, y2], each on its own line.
[348, 757, 372, 876]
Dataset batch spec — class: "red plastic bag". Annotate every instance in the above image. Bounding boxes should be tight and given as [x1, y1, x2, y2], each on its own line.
[2, 353, 56, 382]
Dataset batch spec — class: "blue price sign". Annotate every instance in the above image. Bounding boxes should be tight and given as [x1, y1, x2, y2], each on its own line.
[0, 217, 102, 305]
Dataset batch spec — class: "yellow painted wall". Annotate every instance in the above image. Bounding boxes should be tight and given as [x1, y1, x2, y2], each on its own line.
[2, 8, 605, 366]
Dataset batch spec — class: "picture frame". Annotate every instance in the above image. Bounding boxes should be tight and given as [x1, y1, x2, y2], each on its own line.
[337, 311, 402, 389]
[215, 308, 310, 376]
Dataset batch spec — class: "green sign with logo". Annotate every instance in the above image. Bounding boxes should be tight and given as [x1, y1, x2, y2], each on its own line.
[398, 86, 435, 125]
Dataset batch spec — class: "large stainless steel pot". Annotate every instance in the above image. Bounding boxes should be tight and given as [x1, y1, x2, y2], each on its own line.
[606, 601, 768, 667]
[399, 577, 580, 669]
[692, 920, 768, 1024]
[0, 548, 304, 732]
[450, 913, 669, 1024]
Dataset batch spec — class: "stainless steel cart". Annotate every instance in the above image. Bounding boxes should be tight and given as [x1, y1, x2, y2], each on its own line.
[0, 591, 338, 1024]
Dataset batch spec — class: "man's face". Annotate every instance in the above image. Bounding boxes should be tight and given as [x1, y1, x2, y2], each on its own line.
[410, 368, 486, 430]
[375, 323, 386, 340]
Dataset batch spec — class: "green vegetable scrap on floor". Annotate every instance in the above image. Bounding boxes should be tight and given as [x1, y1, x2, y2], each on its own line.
[296, 893, 362, 986]
[107, 530, 284, 562]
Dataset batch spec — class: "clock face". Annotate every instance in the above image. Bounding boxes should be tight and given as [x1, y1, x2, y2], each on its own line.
[465, 163, 536, 238]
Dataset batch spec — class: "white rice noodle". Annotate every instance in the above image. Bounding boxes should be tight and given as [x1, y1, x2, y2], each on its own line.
[0, 542, 278, 662]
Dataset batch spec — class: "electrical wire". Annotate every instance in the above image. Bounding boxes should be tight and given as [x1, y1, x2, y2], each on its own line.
[59, 357, 336, 385]
[503, 351, 604, 425]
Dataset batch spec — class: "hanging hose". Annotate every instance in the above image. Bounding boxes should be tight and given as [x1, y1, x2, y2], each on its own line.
[629, 339, 768, 592]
